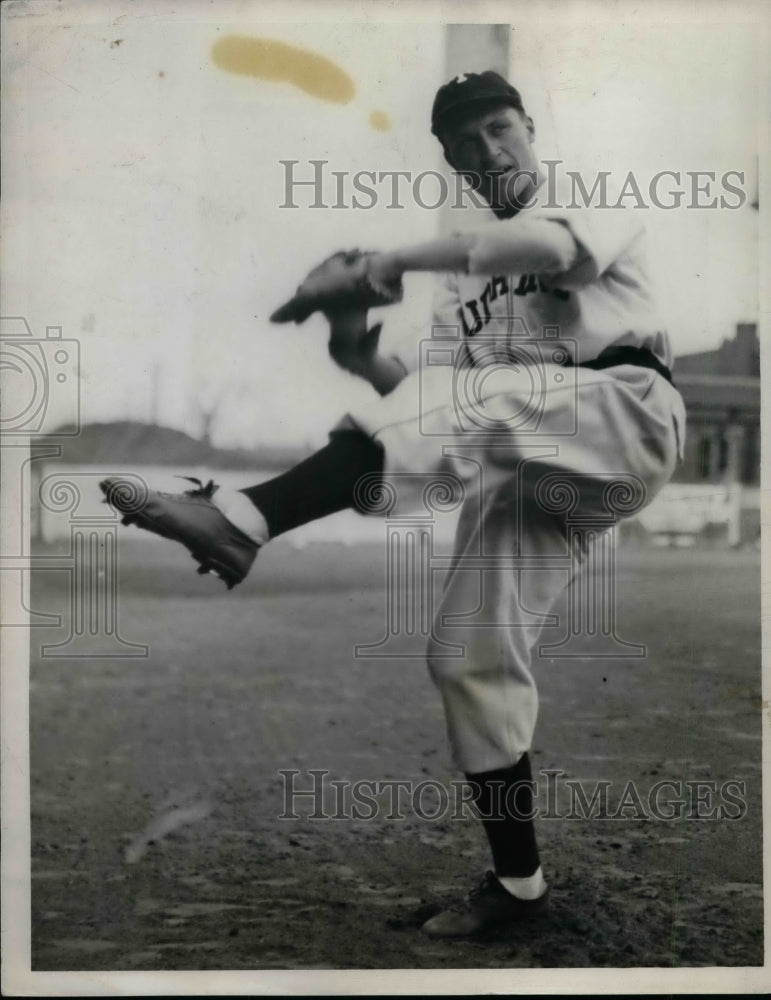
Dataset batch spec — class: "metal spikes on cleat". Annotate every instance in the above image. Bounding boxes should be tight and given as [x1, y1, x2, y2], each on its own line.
[100, 475, 260, 590]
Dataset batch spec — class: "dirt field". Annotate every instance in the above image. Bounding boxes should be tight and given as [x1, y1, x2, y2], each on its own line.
[29, 539, 763, 970]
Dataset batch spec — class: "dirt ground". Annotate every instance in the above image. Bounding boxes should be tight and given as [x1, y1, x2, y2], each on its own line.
[28, 539, 763, 971]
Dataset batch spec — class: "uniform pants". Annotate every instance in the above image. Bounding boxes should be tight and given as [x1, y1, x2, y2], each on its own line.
[336, 361, 686, 774]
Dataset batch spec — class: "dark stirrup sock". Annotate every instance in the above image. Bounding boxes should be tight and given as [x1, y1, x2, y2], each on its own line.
[466, 753, 541, 878]
[239, 429, 385, 539]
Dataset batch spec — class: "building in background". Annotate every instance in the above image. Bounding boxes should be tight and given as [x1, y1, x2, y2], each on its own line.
[674, 322, 760, 488]
[628, 322, 761, 547]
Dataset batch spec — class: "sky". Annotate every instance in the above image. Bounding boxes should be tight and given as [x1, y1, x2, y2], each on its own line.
[2, 0, 761, 448]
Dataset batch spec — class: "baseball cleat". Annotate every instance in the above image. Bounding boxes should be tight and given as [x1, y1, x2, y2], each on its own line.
[420, 871, 550, 939]
[100, 476, 260, 589]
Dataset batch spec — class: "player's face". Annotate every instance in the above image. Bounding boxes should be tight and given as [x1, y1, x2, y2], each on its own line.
[442, 105, 538, 217]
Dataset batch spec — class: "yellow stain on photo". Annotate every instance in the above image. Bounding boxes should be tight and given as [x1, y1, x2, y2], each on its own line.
[212, 35, 390, 130]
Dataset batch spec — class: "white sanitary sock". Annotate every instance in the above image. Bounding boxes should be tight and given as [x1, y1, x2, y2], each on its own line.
[210, 488, 269, 546]
[497, 867, 547, 901]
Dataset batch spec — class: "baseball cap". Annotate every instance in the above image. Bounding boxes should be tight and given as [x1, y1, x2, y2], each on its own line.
[431, 70, 525, 139]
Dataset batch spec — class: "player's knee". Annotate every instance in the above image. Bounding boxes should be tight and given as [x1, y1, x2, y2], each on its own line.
[425, 636, 469, 689]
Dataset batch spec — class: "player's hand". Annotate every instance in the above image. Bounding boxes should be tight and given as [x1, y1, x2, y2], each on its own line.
[366, 251, 404, 291]
[270, 249, 403, 325]
[326, 307, 382, 374]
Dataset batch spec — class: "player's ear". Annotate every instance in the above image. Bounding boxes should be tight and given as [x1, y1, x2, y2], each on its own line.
[524, 115, 536, 141]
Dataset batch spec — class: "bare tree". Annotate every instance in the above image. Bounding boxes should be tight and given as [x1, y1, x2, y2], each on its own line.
[191, 377, 251, 447]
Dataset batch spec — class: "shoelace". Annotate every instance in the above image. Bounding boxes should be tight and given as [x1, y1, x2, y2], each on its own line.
[468, 871, 499, 901]
[439, 872, 499, 916]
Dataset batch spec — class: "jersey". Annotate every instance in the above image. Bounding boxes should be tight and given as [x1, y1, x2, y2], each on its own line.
[393, 183, 673, 375]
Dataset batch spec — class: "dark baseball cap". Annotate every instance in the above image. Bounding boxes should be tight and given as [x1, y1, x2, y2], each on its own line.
[431, 70, 525, 139]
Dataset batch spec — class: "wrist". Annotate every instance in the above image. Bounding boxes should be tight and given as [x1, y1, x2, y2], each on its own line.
[367, 251, 405, 293]
[346, 351, 379, 377]
[327, 309, 367, 339]
[381, 250, 405, 280]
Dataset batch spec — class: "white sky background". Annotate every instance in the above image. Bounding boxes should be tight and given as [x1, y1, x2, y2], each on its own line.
[2, 1, 760, 449]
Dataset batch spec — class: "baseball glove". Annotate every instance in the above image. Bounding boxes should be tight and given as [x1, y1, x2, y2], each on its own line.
[270, 249, 404, 325]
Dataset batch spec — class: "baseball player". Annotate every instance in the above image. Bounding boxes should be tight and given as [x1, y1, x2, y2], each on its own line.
[103, 71, 686, 939]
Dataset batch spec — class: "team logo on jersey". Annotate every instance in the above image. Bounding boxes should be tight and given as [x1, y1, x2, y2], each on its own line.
[458, 274, 570, 337]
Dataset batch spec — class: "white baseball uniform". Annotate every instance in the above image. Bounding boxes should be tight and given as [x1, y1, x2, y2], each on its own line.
[336, 191, 686, 774]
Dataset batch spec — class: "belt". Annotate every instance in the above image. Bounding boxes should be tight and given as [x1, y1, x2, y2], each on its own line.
[568, 345, 674, 385]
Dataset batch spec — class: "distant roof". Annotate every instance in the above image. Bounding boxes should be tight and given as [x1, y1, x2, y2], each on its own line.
[675, 373, 760, 415]
[675, 322, 758, 379]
